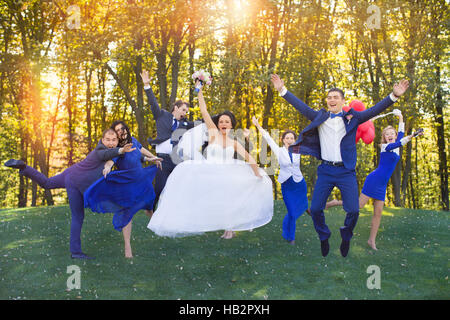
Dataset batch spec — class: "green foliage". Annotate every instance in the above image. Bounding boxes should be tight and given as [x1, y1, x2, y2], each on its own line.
[0, 0, 448, 209]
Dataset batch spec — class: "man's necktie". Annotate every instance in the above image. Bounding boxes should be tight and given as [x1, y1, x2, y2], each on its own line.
[171, 119, 178, 132]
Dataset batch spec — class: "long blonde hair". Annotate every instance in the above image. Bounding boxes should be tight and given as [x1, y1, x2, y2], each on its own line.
[380, 125, 397, 145]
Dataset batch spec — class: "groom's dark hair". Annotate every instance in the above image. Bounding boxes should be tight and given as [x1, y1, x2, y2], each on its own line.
[171, 100, 190, 113]
[328, 88, 345, 99]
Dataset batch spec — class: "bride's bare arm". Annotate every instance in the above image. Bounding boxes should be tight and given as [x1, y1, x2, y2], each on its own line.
[234, 140, 262, 178]
[197, 85, 217, 131]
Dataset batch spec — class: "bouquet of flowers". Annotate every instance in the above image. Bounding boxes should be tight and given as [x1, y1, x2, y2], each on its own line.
[192, 70, 212, 93]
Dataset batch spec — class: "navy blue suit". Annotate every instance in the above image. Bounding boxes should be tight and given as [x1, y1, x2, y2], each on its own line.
[283, 91, 396, 241]
[144, 86, 194, 209]
[19, 140, 123, 254]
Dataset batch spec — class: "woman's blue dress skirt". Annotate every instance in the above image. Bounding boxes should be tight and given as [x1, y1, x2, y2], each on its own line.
[84, 165, 157, 231]
[281, 177, 308, 241]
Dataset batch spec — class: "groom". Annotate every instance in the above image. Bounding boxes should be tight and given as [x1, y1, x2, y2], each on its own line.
[4, 128, 136, 259]
[271, 74, 409, 257]
[141, 70, 195, 210]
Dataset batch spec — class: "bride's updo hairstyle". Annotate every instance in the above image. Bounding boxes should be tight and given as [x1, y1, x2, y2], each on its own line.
[212, 110, 237, 129]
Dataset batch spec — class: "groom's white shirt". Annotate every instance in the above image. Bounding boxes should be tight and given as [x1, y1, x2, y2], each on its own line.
[278, 86, 399, 163]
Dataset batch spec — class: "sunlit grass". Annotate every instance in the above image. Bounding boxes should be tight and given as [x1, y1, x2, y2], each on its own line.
[0, 202, 448, 300]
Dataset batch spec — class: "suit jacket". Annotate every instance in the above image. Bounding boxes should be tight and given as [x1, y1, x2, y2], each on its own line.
[67, 140, 122, 193]
[144, 86, 194, 147]
[283, 90, 396, 170]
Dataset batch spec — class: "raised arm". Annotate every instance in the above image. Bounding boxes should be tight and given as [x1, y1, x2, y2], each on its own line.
[252, 116, 280, 158]
[395, 110, 405, 141]
[141, 70, 163, 119]
[271, 74, 318, 121]
[197, 84, 218, 132]
[357, 79, 410, 123]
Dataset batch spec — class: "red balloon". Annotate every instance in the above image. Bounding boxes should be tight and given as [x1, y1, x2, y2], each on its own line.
[360, 122, 375, 144]
[345, 100, 375, 145]
[349, 100, 365, 112]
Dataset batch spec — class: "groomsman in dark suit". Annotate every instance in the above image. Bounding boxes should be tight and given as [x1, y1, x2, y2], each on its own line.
[4, 128, 136, 259]
[141, 70, 195, 210]
[271, 74, 409, 257]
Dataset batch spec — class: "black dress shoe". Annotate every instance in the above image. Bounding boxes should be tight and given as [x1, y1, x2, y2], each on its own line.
[321, 239, 330, 257]
[71, 253, 95, 260]
[340, 240, 350, 257]
[4, 159, 26, 170]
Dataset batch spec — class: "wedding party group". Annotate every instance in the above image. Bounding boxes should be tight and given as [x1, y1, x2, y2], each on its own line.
[4, 70, 423, 260]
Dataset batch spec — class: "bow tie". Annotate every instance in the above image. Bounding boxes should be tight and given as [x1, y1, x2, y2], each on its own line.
[330, 112, 343, 119]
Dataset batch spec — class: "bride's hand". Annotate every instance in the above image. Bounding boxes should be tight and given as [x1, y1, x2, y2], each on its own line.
[195, 80, 203, 93]
[250, 164, 262, 178]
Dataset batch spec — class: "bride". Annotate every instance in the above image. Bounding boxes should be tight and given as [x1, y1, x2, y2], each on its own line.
[147, 82, 273, 239]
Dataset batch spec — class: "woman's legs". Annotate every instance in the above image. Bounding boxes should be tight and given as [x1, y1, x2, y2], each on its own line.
[325, 199, 342, 209]
[122, 221, 133, 258]
[368, 200, 384, 250]
[325, 193, 371, 210]
[359, 193, 370, 209]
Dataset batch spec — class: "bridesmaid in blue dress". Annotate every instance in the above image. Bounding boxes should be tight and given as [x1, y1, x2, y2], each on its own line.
[84, 121, 162, 258]
[326, 111, 423, 250]
[252, 117, 309, 245]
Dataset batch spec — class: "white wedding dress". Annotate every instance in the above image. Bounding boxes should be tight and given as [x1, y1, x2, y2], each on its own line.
[147, 136, 274, 237]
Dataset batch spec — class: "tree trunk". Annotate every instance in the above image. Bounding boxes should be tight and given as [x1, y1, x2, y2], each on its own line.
[434, 53, 449, 211]
[85, 66, 93, 152]
[401, 142, 413, 206]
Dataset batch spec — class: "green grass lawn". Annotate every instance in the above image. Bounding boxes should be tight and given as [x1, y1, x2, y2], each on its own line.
[0, 201, 448, 300]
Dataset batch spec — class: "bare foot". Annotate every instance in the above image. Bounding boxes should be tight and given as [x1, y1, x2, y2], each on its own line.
[125, 246, 133, 258]
[368, 239, 378, 251]
[221, 231, 235, 239]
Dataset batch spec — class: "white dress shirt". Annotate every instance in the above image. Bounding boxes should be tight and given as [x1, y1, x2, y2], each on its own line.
[279, 87, 399, 162]
[318, 116, 346, 162]
[260, 129, 304, 184]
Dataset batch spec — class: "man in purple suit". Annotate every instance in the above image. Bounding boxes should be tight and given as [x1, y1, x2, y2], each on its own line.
[4, 128, 136, 259]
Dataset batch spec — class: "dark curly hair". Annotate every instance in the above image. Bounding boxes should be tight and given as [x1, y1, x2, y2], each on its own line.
[110, 120, 132, 146]
[212, 110, 237, 129]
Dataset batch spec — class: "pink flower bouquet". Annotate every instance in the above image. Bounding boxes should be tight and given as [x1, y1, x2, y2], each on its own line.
[192, 70, 212, 93]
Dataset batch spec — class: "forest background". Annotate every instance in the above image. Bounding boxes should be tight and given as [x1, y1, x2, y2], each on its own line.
[0, 0, 448, 211]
